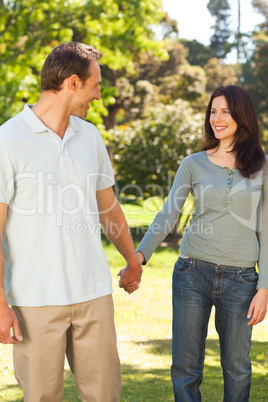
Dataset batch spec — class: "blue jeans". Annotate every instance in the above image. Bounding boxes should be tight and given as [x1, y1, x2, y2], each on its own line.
[171, 257, 258, 402]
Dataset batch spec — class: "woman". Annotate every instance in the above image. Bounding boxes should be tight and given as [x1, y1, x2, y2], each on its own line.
[133, 85, 268, 401]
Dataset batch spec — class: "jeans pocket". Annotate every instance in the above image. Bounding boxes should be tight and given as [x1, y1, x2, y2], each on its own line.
[240, 268, 259, 284]
[173, 257, 191, 274]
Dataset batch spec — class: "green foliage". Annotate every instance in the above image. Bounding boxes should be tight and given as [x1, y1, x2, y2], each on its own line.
[241, 1, 268, 149]
[243, 30, 268, 148]
[112, 100, 203, 197]
[162, 64, 207, 102]
[180, 39, 216, 67]
[111, 39, 209, 126]
[0, 0, 167, 134]
[204, 57, 238, 92]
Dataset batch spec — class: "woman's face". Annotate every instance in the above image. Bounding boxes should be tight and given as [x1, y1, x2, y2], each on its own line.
[209, 96, 238, 144]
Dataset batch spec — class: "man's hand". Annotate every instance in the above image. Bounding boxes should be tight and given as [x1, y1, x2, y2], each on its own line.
[0, 304, 23, 344]
[118, 252, 144, 294]
[247, 288, 268, 326]
[118, 257, 143, 294]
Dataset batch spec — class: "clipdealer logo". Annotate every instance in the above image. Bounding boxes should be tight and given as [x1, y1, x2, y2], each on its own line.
[7, 170, 116, 226]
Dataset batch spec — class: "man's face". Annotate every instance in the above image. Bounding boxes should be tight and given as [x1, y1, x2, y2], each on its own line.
[72, 60, 102, 118]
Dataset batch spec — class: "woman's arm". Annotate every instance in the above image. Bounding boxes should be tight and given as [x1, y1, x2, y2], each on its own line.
[136, 157, 192, 264]
[248, 168, 268, 325]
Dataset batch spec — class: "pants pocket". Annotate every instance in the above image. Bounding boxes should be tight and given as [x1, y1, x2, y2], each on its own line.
[173, 257, 191, 274]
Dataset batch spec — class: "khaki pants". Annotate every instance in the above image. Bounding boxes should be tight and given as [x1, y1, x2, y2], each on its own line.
[12, 295, 121, 402]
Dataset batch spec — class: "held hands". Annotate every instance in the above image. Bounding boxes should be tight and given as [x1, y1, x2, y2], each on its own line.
[0, 304, 23, 344]
[247, 288, 268, 326]
[117, 252, 144, 294]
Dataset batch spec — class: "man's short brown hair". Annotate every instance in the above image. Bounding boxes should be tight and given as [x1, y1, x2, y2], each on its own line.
[41, 42, 102, 92]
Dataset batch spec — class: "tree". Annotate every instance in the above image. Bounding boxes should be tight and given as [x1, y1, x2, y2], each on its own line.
[236, 0, 242, 63]
[252, 0, 268, 25]
[207, 0, 232, 58]
[159, 11, 179, 39]
[107, 38, 211, 126]
[160, 64, 207, 103]
[241, 1, 268, 149]
[0, 0, 167, 134]
[204, 57, 238, 92]
[243, 31, 268, 149]
[180, 39, 216, 67]
[138, 39, 207, 104]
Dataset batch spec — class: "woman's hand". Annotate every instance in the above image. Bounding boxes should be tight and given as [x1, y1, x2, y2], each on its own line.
[136, 251, 145, 265]
[247, 288, 268, 326]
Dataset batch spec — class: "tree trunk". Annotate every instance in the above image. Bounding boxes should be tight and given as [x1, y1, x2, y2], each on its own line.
[237, 0, 241, 63]
[102, 68, 119, 130]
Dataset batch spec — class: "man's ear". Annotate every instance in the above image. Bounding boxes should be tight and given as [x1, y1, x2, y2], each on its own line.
[66, 74, 80, 91]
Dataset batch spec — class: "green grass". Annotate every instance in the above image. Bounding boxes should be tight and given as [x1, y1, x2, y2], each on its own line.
[0, 201, 267, 401]
[121, 196, 194, 241]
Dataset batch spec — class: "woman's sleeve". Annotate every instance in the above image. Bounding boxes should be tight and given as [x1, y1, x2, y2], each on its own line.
[257, 169, 268, 290]
[136, 157, 192, 264]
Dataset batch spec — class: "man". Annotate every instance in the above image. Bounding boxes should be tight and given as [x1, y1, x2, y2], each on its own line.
[0, 42, 142, 402]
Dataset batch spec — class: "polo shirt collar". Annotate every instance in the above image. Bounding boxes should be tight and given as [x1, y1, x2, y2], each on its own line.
[21, 104, 80, 134]
[67, 115, 80, 133]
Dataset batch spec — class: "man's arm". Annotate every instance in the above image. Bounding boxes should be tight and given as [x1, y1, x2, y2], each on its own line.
[0, 203, 23, 344]
[96, 187, 142, 292]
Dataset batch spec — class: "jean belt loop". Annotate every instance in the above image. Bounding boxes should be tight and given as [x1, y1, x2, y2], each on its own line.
[190, 258, 196, 269]
[236, 268, 242, 277]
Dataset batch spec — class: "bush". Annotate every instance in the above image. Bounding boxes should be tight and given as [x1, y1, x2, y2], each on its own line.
[112, 99, 204, 198]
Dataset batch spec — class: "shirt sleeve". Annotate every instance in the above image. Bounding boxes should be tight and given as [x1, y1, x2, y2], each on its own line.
[257, 167, 268, 290]
[96, 134, 115, 191]
[136, 156, 192, 264]
[0, 145, 15, 205]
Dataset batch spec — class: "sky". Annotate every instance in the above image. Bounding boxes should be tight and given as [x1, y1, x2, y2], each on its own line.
[162, 0, 264, 55]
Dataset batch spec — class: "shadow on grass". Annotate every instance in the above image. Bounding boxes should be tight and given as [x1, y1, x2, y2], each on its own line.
[130, 338, 268, 401]
[136, 338, 172, 356]
[2, 339, 266, 401]
[63, 366, 174, 402]
[134, 336, 268, 364]
[121, 364, 173, 401]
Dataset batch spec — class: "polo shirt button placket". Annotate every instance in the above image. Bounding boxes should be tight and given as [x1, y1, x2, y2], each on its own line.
[59, 144, 63, 159]
[224, 171, 233, 206]
[59, 141, 71, 162]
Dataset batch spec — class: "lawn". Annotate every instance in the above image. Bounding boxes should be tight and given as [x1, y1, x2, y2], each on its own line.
[0, 200, 267, 401]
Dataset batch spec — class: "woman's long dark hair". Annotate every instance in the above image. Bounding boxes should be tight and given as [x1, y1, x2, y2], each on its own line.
[203, 85, 266, 178]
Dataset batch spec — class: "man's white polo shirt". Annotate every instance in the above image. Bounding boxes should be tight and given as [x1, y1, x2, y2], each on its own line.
[0, 105, 115, 306]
